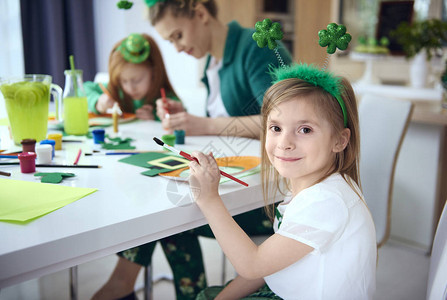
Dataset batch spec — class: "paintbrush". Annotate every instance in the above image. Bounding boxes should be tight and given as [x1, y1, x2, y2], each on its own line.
[153, 137, 248, 187]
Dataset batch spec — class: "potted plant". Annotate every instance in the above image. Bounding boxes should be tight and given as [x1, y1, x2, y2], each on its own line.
[391, 19, 447, 88]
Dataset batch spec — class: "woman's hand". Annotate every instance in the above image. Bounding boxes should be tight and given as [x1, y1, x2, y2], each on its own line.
[96, 93, 115, 114]
[135, 104, 154, 120]
[155, 98, 185, 120]
[189, 151, 221, 205]
[161, 112, 210, 135]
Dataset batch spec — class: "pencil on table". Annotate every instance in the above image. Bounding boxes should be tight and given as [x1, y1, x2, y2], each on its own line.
[73, 149, 82, 165]
[0, 171, 11, 177]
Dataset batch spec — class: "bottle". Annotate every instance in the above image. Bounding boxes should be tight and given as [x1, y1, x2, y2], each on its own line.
[63, 70, 89, 135]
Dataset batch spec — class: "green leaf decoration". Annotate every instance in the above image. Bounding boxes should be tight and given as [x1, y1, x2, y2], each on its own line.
[318, 23, 352, 54]
[117, 1, 133, 9]
[252, 18, 284, 50]
[34, 172, 75, 184]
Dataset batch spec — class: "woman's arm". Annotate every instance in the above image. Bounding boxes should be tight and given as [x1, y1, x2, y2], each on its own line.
[161, 113, 261, 138]
[215, 276, 265, 300]
[189, 152, 313, 279]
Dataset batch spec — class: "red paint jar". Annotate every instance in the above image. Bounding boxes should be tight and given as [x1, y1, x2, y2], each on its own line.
[21, 139, 36, 153]
[18, 152, 37, 173]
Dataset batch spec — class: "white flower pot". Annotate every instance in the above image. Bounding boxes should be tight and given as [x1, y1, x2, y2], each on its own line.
[409, 51, 428, 88]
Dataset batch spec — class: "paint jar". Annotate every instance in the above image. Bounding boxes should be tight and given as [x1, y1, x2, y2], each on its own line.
[92, 129, 106, 144]
[47, 133, 63, 150]
[35, 144, 53, 164]
[40, 139, 55, 158]
[174, 130, 185, 145]
[21, 139, 36, 153]
[162, 134, 175, 151]
[18, 152, 36, 173]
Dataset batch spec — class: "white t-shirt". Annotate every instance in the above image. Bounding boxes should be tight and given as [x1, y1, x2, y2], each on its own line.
[205, 56, 229, 118]
[264, 173, 377, 300]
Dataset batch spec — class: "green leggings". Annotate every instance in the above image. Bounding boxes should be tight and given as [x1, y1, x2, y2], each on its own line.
[118, 208, 274, 300]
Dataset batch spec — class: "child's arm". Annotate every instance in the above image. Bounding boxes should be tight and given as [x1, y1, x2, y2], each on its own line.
[215, 276, 266, 300]
[189, 152, 314, 279]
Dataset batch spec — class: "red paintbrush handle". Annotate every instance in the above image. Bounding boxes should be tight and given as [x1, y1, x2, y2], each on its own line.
[181, 151, 249, 187]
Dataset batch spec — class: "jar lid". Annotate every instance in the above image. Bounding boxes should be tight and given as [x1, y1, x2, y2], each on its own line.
[18, 152, 37, 160]
[47, 133, 62, 139]
[21, 138, 36, 145]
[40, 139, 56, 145]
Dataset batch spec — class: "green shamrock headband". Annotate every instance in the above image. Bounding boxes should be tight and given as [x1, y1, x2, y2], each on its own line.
[253, 20, 351, 127]
[117, 33, 150, 64]
[271, 64, 348, 127]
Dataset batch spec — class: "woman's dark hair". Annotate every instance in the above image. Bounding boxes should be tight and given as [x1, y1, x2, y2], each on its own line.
[149, 0, 217, 25]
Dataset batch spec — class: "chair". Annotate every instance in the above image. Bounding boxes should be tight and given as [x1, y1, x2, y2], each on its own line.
[358, 94, 413, 247]
[426, 200, 447, 300]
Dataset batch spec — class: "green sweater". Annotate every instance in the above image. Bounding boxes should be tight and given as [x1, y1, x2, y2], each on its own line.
[201, 21, 292, 117]
[84, 81, 179, 121]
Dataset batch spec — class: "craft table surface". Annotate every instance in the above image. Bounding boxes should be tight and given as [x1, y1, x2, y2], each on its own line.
[0, 120, 267, 288]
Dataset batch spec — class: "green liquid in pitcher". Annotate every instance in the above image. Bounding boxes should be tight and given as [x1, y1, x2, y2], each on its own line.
[63, 97, 89, 135]
[0, 81, 50, 145]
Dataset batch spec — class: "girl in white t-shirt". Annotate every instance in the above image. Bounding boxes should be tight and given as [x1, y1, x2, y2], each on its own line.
[189, 64, 377, 300]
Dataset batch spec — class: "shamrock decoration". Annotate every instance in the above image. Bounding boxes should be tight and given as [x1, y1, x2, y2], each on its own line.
[252, 18, 284, 50]
[34, 172, 75, 184]
[117, 0, 133, 9]
[318, 23, 352, 54]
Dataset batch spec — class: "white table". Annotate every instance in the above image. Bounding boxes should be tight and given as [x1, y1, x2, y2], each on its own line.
[0, 121, 267, 288]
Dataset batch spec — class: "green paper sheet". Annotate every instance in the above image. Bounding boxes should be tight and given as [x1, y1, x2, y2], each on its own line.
[119, 152, 173, 168]
[34, 172, 75, 184]
[0, 178, 97, 223]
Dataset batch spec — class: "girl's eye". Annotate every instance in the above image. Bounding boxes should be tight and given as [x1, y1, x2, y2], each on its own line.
[174, 32, 182, 41]
[299, 127, 312, 134]
[269, 125, 281, 132]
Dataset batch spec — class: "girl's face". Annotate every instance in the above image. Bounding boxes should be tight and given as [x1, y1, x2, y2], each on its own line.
[265, 97, 347, 194]
[119, 63, 152, 100]
[154, 9, 211, 59]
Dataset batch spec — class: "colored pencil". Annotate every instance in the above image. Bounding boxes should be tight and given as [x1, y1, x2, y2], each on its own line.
[0, 163, 101, 168]
[153, 137, 249, 187]
[0, 171, 11, 177]
[73, 149, 82, 165]
[0, 155, 19, 159]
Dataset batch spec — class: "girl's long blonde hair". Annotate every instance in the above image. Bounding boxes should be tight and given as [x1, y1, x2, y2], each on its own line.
[260, 77, 361, 219]
[107, 33, 176, 113]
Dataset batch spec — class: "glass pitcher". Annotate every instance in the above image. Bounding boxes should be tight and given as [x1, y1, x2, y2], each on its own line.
[0, 74, 62, 145]
[63, 70, 89, 135]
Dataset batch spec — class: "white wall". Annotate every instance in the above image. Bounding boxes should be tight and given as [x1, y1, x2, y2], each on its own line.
[92, 0, 206, 116]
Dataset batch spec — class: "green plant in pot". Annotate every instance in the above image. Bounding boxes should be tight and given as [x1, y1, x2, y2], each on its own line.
[391, 19, 447, 60]
[390, 19, 447, 88]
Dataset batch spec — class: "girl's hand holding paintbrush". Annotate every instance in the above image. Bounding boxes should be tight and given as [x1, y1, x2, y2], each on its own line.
[188, 151, 222, 204]
[96, 93, 115, 114]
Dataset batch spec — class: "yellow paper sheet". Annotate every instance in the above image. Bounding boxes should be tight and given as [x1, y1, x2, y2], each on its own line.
[0, 178, 97, 223]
